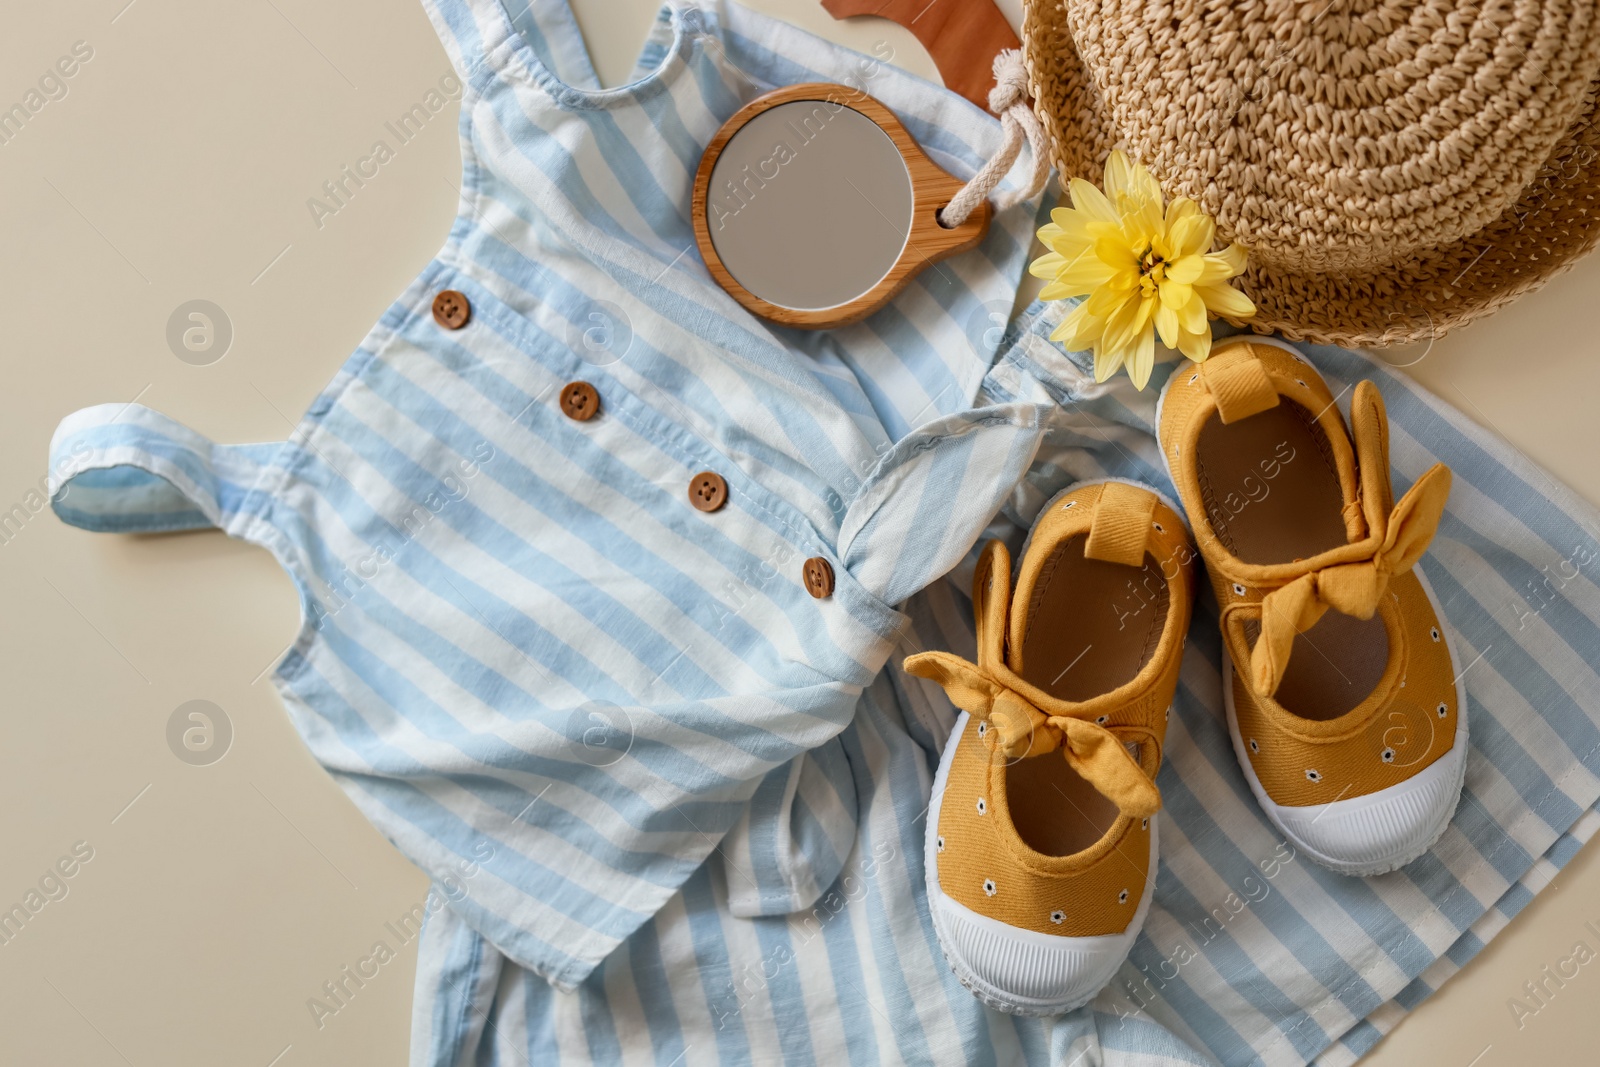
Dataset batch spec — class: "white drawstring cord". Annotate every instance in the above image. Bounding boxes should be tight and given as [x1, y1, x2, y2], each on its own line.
[937, 49, 1049, 228]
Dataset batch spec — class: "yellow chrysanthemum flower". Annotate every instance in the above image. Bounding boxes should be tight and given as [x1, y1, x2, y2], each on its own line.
[1029, 151, 1255, 390]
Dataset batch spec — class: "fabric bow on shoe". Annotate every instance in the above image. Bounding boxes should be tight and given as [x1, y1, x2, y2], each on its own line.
[1246, 383, 1453, 697]
[903, 650, 1162, 818]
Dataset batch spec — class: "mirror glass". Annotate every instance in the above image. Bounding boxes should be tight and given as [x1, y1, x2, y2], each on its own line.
[705, 100, 913, 312]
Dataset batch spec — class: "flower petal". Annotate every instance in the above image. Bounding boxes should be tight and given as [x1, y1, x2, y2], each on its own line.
[1177, 327, 1212, 363]
[1102, 293, 1153, 356]
[1165, 254, 1205, 285]
[1102, 150, 1134, 204]
[1197, 243, 1249, 282]
[1123, 155, 1163, 212]
[1048, 218, 1097, 255]
[1154, 302, 1180, 349]
[1053, 252, 1119, 293]
[1093, 341, 1128, 383]
[1132, 198, 1164, 245]
[1051, 300, 1105, 352]
[1167, 213, 1215, 259]
[1094, 233, 1141, 274]
[1165, 197, 1199, 228]
[1159, 280, 1193, 310]
[1177, 292, 1208, 334]
[1127, 325, 1157, 390]
[1099, 297, 1140, 353]
[1029, 251, 1066, 280]
[1069, 178, 1119, 225]
[1047, 311, 1081, 347]
[1196, 281, 1257, 319]
[1085, 282, 1136, 321]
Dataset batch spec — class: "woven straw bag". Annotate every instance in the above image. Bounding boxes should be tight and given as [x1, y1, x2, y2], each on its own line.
[1022, 0, 1600, 346]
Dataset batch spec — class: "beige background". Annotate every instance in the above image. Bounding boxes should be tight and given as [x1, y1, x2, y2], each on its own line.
[0, 1, 1595, 1063]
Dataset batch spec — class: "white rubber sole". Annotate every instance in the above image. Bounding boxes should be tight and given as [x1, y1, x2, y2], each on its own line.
[925, 712, 1157, 1015]
[1156, 343, 1470, 875]
[1222, 619, 1469, 876]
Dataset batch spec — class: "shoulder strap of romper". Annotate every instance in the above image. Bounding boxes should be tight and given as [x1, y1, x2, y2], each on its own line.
[48, 403, 286, 547]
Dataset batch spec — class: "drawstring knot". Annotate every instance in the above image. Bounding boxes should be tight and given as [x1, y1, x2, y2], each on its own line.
[937, 50, 1049, 228]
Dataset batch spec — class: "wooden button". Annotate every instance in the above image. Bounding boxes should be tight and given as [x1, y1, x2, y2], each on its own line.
[802, 557, 835, 599]
[688, 471, 728, 513]
[560, 381, 600, 421]
[432, 290, 471, 329]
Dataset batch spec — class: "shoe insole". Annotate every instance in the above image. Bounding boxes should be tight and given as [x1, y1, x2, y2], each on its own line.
[1196, 399, 1387, 720]
[1018, 535, 1168, 704]
[1007, 752, 1122, 857]
[1006, 535, 1168, 857]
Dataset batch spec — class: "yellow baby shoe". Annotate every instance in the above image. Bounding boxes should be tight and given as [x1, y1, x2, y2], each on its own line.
[906, 480, 1195, 1014]
[1157, 338, 1466, 875]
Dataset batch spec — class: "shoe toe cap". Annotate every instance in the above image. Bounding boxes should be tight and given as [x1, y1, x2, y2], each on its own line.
[1264, 729, 1467, 875]
[931, 890, 1137, 1015]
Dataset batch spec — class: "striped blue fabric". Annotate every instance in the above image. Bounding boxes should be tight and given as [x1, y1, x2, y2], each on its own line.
[44, 2, 1600, 1065]
[49, 0, 1044, 1006]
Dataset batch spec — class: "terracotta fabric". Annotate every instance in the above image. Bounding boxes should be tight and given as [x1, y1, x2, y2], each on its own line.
[822, 0, 1019, 109]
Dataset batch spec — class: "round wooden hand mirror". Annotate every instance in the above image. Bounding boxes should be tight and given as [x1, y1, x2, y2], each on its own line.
[692, 84, 992, 329]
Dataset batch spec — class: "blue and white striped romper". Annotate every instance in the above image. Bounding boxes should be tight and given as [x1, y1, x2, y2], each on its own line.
[49, 0, 1051, 1059]
[46, 2, 1600, 1065]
